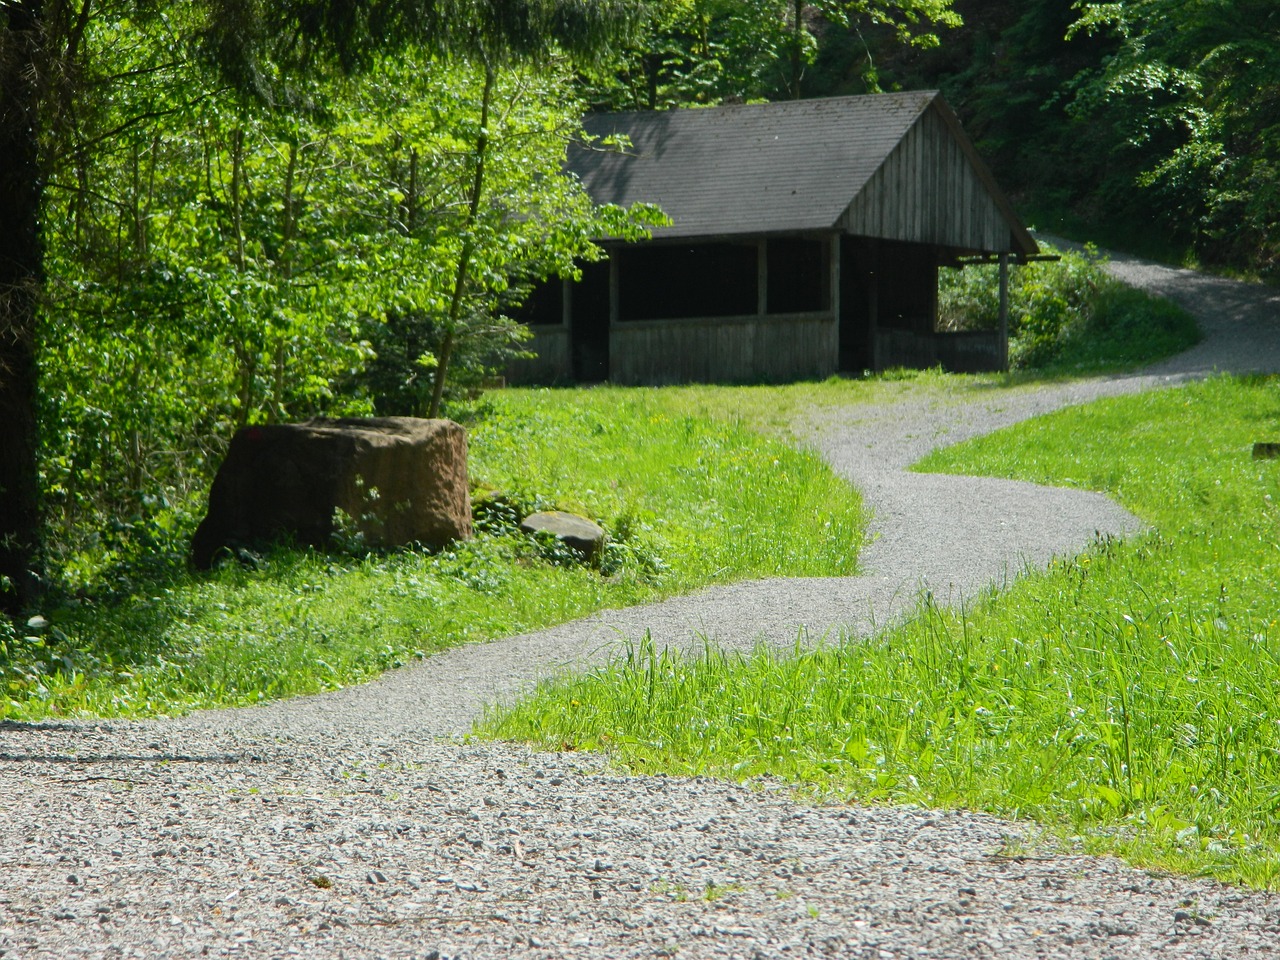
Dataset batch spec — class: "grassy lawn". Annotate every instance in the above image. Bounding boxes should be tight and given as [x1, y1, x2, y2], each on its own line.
[483, 375, 1280, 888]
[2, 384, 866, 720]
[3, 238, 1198, 721]
[5, 369, 1068, 722]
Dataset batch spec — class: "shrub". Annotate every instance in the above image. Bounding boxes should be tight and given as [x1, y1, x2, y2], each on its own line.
[938, 243, 1199, 370]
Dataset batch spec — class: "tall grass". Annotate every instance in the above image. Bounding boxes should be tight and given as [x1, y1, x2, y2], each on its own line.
[483, 375, 1280, 887]
[1, 385, 864, 719]
[468, 387, 865, 581]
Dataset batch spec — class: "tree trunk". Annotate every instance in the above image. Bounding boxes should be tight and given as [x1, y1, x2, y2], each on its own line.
[789, 0, 805, 99]
[0, 1, 46, 615]
[427, 61, 495, 420]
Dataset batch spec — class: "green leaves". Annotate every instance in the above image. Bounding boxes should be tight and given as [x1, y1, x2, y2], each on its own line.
[1068, 0, 1280, 274]
[37, 9, 658, 575]
[579, 0, 960, 107]
[199, 0, 649, 91]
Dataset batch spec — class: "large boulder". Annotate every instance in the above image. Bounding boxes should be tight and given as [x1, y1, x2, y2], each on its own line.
[191, 417, 471, 569]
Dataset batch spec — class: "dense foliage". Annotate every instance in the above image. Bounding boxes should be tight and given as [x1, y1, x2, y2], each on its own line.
[859, 0, 1280, 277]
[0, 0, 653, 613]
[15, 7, 658, 595]
[1067, 0, 1280, 273]
[579, 0, 960, 107]
[939, 243, 1199, 370]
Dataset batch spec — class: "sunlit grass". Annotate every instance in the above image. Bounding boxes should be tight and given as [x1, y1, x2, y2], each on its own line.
[468, 385, 869, 582]
[2, 382, 866, 719]
[483, 375, 1280, 888]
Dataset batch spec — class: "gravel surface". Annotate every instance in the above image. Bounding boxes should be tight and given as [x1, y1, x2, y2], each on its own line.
[5, 725, 1280, 959]
[5, 249, 1280, 958]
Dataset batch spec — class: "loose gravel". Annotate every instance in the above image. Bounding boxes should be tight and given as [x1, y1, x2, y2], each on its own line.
[7, 726, 1280, 959]
[4, 247, 1280, 958]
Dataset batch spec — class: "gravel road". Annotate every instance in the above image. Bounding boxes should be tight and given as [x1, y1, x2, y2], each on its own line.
[4, 248, 1280, 958]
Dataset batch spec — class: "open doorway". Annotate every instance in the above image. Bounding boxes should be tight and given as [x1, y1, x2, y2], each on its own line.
[570, 260, 610, 381]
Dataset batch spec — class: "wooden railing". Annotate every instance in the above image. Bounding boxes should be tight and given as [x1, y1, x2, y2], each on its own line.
[874, 329, 1004, 373]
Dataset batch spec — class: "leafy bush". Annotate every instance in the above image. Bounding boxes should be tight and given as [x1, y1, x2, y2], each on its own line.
[938, 243, 1199, 370]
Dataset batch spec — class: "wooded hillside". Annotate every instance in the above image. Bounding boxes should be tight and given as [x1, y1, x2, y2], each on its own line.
[582, 0, 1278, 275]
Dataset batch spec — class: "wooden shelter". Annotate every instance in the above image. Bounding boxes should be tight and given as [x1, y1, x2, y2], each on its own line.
[511, 91, 1039, 384]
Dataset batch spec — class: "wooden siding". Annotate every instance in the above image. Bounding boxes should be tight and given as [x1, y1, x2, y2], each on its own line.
[506, 326, 571, 385]
[842, 104, 1015, 253]
[874, 329, 1003, 374]
[610, 314, 838, 385]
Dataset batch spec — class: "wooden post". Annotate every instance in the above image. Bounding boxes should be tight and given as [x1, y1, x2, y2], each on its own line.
[868, 240, 880, 371]
[998, 252, 1010, 372]
[927, 252, 939, 333]
[829, 233, 841, 317]
[608, 250, 619, 381]
[608, 250, 619, 327]
[829, 234, 841, 375]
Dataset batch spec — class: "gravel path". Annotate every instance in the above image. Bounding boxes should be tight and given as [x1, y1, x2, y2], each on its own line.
[5, 249, 1280, 958]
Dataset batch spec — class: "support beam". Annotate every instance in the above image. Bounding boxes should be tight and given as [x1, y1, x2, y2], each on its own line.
[868, 240, 880, 371]
[828, 233, 840, 319]
[998, 252, 1010, 372]
[928, 248, 939, 333]
[608, 251, 619, 328]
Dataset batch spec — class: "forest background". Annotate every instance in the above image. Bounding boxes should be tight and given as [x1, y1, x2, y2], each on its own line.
[0, 0, 1277, 619]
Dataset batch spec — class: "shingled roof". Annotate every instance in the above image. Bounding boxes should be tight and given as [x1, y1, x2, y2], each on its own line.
[568, 91, 1038, 257]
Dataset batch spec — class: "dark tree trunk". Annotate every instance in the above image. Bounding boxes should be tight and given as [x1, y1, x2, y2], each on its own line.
[427, 61, 495, 420]
[0, 1, 46, 615]
[789, 0, 804, 99]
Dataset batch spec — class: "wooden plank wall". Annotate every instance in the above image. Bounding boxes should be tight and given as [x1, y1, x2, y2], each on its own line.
[611, 315, 838, 384]
[506, 326, 571, 385]
[843, 105, 1013, 252]
[874, 329, 1003, 374]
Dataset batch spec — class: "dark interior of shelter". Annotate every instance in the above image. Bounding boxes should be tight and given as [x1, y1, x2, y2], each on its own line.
[618, 243, 757, 320]
[767, 238, 828, 314]
[514, 234, 961, 382]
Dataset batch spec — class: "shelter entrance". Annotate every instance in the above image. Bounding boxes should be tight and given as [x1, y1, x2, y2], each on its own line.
[570, 260, 610, 381]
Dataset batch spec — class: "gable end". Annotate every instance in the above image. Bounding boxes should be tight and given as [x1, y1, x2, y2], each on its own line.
[840, 100, 1036, 255]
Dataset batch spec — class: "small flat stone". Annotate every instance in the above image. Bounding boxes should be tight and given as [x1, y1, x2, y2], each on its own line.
[520, 511, 607, 564]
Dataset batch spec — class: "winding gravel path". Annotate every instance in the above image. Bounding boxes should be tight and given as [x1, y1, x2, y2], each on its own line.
[5, 249, 1280, 958]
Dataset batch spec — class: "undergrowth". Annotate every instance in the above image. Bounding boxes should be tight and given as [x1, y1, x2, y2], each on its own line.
[1, 386, 864, 719]
[939, 242, 1200, 371]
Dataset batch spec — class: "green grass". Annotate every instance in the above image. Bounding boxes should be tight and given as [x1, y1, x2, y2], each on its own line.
[1, 384, 865, 720]
[0, 272, 1211, 728]
[467, 387, 865, 582]
[482, 375, 1280, 888]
